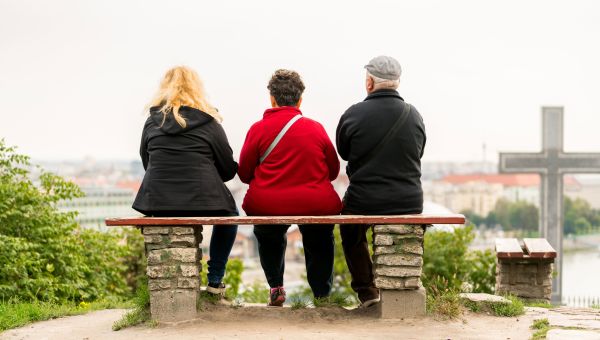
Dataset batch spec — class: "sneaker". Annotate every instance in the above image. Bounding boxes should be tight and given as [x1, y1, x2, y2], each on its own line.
[359, 296, 381, 309]
[268, 286, 286, 307]
[207, 282, 226, 296]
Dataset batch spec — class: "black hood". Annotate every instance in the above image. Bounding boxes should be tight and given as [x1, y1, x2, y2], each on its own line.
[149, 106, 215, 134]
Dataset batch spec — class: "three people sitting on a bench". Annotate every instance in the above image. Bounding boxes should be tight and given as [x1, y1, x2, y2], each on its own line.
[132, 56, 426, 308]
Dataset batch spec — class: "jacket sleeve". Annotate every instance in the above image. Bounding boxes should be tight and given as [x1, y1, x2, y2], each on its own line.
[420, 128, 427, 159]
[209, 122, 238, 182]
[335, 106, 354, 161]
[417, 110, 427, 159]
[139, 122, 149, 170]
[320, 124, 340, 181]
[238, 123, 260, 184]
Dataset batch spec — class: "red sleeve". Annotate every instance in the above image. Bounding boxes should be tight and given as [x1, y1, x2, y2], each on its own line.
[319, 123, 340, 181]
[238, 123, 260, 184]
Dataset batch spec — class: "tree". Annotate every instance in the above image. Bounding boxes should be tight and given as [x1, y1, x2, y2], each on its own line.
[564, 197, 600, 235]
[0, 139, 142, 302]
[460, 209, 485, 226]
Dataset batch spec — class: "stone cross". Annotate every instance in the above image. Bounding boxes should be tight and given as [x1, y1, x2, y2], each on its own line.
[499, 106, 600, 303]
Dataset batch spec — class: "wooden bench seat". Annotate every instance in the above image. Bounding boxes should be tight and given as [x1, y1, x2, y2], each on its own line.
[105, 214, 466, 226]
[523, 238, 557, 259]
[106, 213, 465, 322]
[495, 238, 557, 259]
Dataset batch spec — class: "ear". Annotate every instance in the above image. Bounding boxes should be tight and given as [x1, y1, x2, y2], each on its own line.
[366, 76, 374, 93]
[295, 97, 303, 109]
[270, 95, 278, 108]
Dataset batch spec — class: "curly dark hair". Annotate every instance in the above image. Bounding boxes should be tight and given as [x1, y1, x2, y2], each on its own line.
[267, 69, 305, 107]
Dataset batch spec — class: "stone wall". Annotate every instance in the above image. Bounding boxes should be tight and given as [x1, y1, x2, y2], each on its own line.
[373, 224, 428, 318]
[496, 258, 553, 302]
[143, 226, 202, 322]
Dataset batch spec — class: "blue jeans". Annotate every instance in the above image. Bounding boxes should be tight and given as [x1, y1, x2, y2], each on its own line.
[145, 209, 238, 285]
[207, 211, 239, 284]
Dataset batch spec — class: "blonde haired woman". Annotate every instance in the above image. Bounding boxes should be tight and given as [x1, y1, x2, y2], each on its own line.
[133, 66, 238, 296]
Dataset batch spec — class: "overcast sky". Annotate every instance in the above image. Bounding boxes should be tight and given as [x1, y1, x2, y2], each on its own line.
[1, 0, 599, 163]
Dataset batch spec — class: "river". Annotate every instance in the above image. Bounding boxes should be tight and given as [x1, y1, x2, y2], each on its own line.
[563, 247, 600, 306]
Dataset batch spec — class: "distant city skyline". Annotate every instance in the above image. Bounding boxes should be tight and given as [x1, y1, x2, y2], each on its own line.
[2, 1, 600, 162]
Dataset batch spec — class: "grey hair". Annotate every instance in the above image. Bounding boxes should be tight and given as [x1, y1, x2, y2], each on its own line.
[367, 71, 399, 90]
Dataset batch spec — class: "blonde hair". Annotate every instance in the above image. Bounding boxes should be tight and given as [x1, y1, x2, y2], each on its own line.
[148, 66, 222, 127]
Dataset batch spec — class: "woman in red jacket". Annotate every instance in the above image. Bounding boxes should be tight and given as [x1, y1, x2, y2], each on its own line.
[238, 69, 342, 306]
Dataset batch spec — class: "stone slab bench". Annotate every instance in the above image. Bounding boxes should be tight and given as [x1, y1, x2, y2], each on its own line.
[495, 238, 557, 302]
[106, 214, 465, 322]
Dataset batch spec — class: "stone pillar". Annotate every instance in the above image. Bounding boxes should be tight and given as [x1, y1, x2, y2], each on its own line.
[372, 224, 428, 318]
[495, 258, 553, 302]
[142, 226, 202, 322]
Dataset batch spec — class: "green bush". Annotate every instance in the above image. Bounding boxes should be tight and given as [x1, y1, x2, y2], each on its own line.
[0, 139, 143, 303]
[422, 225, 496, 295]
[223, 259, 243, 299]
[240, 281, 269, 303]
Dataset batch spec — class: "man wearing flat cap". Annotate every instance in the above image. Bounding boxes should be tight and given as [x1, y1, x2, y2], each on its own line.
[336, 55, 426, 307]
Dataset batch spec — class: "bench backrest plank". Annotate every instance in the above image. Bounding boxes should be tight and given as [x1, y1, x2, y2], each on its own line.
[105, 214, 465, 227]
[495, 238, 524, 258]
[523, 238, 557, 258]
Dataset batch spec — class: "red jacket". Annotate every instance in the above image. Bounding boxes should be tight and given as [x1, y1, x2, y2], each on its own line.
[238, 106, 342, 216]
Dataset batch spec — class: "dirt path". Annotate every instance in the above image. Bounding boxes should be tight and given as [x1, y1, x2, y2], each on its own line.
[1, 306, 598, 340]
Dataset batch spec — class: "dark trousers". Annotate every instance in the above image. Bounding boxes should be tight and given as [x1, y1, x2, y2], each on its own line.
[146, 209, 238, 285]
[253, 224, 334, 298]
[339, 223, 379, 303]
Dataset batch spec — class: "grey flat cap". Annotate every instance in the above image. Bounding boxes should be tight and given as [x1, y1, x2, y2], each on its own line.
[364, 55, 402, 80]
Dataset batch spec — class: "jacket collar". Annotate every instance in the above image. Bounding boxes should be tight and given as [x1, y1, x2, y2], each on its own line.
[364, 89, 404, 101]
[263, 106, 302, 118]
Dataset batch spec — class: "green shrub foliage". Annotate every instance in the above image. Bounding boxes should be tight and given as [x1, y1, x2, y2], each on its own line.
[0, 140, 143, 302]
[223, 258, 243, 299]
[422, 225, 496, 295]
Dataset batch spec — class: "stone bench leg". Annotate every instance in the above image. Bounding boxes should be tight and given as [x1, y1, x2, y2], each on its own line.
[142, 226, 202, 322]
[372, 224, 428, 318]
[496, 258, 553, 302]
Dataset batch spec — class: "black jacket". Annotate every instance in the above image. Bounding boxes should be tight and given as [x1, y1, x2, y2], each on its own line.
[132, 106, 238, 214]
[336, 89, 426, 214]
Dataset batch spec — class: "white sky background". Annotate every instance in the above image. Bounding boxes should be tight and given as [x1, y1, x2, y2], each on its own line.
[1, 0, 599, 162]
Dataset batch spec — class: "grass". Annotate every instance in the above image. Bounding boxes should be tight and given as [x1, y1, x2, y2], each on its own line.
[112, 307, 151, 331]
[289, 296, 310, 310]
[312, 292, 354, 308]
[0, 298, 132, 332]
[285, 291, 354, 309]
[591, 304, 600, 309]
[112, 284, 151, 331]
[530, 318, 550, 340]
[462, 299, 480, 313]
[524, 300, 553, 309]
[529, 317, 590, 339]
[196, 289, 226, 312]
[461, 294, 525, 317]
[488, 295, 525, 317]
[426, 290, 463, 320]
